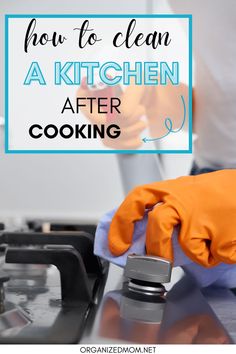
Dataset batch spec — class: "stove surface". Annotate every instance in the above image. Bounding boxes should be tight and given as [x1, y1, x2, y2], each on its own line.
[81, 265, 236, 344]
[0, 223, 235, 344]
[0, 225, 108, 344]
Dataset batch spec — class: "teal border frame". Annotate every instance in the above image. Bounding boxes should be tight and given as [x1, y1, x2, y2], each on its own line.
[5, 14, 192, 154]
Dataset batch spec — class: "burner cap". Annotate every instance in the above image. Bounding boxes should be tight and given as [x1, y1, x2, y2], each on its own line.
[128, 279, 166, 296]
[124, 255, 172, 284]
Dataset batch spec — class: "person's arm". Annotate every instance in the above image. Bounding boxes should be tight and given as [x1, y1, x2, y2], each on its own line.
[77, 80, 195, 149]
[143, 83, 195, 137]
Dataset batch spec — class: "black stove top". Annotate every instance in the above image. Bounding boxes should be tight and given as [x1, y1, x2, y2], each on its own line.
[0, 220, 236, 344]
[0, 221, 108, 343]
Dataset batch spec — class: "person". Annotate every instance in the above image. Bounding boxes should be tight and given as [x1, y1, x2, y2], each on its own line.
[78, 0, 236, 267]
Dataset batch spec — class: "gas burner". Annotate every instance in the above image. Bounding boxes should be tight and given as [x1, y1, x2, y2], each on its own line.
[127, 279, 166, 296]
[0, 227, 109, 343]
[119, 255, 172, 324]
[124, 254, 172, 286]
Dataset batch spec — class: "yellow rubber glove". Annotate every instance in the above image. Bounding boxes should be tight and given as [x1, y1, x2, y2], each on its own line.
[108, 169, 236, 267]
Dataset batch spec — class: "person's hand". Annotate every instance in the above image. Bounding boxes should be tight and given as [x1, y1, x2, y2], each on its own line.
[108, 169, 236, 267]
[76, 83, 147, 149]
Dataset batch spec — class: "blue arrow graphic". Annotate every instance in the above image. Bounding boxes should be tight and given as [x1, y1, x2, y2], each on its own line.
[142, 95, 186, 143]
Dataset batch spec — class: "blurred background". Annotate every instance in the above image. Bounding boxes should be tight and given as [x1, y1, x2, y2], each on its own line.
[0, 0, 193, 222]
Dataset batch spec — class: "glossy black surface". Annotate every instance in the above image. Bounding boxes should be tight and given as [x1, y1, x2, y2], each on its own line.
[0, 225, 236, 344]
[0, 228, 108, 344]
